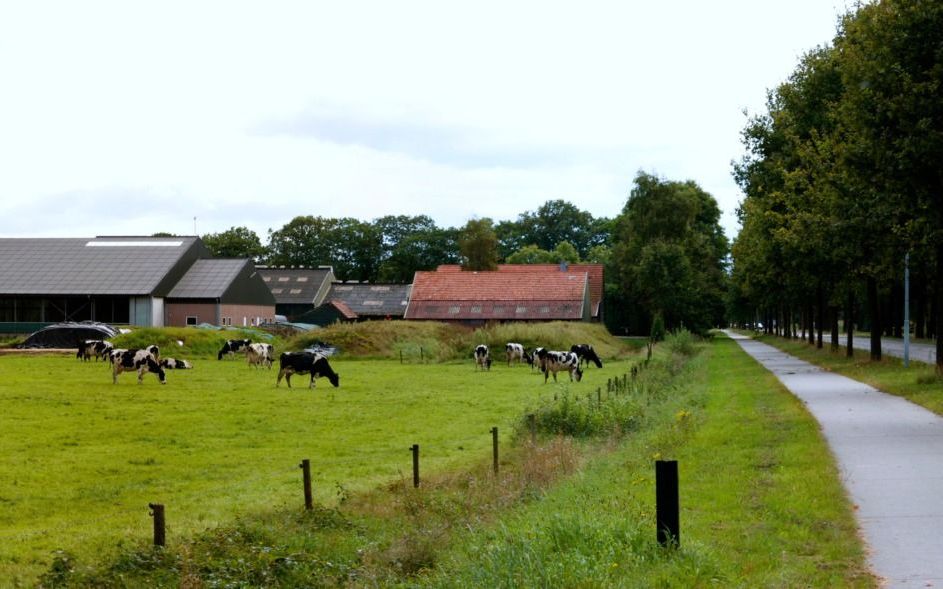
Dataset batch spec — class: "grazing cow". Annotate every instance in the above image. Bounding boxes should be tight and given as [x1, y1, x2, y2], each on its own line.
[276, 351, 340, 389]
[247, 343, 274, 369]
[145, 344, 160, 361]
[530, 347, 546, 371]
[77, 340, 113, 362]
[113, 349, 166, 384]
[535, 349, 583, 383]
[474, 345, 491, 371]
[570, 344, 603, 369]
[218, 339, 251, 360]
[159, 358, 192, 369]
[505, 343, 532, 367]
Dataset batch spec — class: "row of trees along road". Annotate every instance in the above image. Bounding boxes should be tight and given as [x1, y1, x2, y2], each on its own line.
[196, 176, 729, 336]
[730, 0, 943, 371]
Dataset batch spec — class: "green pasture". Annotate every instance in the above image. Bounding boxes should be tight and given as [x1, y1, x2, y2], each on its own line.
[0, 352, 612, 585]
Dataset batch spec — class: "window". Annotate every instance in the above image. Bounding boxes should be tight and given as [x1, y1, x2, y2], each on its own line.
[186, 316, 198, 326]
[448, 306, 460, 314]
[277, 277, 290, 282]
[471, 305, 482, 314]
[296, 277, 308, 282]
[289, 289, 302, 294]
[221, 317, 232, 326]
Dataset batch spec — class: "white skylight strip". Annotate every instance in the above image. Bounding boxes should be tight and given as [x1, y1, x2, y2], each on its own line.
[86, 241, 183, 247]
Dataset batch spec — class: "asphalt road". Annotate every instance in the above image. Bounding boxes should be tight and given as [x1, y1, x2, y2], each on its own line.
[728, 330, 943, 588]
[819, 334, 937, 364]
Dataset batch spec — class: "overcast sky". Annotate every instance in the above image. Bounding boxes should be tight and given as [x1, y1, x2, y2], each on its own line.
[0, 1, 851, 243]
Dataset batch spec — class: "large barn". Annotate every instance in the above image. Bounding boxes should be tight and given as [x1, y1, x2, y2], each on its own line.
[405, 268, 591, 324]
[0, 236, 274, 332]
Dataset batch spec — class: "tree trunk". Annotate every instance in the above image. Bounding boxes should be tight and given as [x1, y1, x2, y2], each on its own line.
[892, 282, 903, 338]
[846, 291, 855, 358]
[916, 275, 926, 339]
[830, 306, 840, 352]
[868, 276, 882, 361]
[807, 302, 815, 345]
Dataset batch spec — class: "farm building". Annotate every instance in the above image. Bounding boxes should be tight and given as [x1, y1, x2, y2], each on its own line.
[0, 236, 274, 333]
[256, 266, 335, 320]
[435, 263, 605, 321]
[296, 282, 412, 325]
[164, 259, 276, 327]
[405, 269, 591, 324]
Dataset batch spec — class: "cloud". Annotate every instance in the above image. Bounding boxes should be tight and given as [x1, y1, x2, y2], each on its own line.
[252, 104, 585, 169]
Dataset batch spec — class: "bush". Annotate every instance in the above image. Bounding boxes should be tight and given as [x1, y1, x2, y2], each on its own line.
[110, 326, 278, 358]
[664, 330, 699, 357]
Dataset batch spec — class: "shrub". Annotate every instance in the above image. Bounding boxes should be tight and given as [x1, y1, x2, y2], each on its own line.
[664, 330, 699, 357]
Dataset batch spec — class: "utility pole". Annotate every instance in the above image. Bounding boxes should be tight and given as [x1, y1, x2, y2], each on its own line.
[904, 252, 910, 368]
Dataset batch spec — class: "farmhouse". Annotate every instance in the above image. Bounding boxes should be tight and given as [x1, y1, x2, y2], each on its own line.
[165, 259, 276, 327]
[436, 263, 605, 322]
[405, 268, 591, 324]
[0, 236, 275, 332]
[256, 266, 335, 320]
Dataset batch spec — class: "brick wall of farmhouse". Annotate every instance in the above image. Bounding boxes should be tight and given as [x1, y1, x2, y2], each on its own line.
[165, 302, 216, 327]
[220, 304, 276, 327]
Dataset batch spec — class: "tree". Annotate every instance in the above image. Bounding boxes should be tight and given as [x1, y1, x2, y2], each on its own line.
[266, 216, 382, 281]
[505, 244, 557, 265]
[459, 218, 499, 271]
[611, 172, 729, 334]
[202, 226, 266, 260]
[496, 200, 610, 260]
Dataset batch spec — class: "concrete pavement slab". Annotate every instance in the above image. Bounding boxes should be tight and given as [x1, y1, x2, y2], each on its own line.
[727, 330, 943, 588]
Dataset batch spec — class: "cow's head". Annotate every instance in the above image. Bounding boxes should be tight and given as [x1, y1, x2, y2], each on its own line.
[328, 372, 340, 387]
[573, 367, 583, 382]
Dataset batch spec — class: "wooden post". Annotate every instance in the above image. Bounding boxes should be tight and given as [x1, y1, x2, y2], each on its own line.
[411, 444, 420, 488]
[148, 503, 165, 547]
[299, 459, 313, 510]
[400, 350, 403, 364]
[656, 460, 680, 547]
[527, 413, 536, 444]
[420, 347, 424, 363]
[597, 387, 601, 406]
[491, 427, 499, 475]
[608, 378, 612, 393]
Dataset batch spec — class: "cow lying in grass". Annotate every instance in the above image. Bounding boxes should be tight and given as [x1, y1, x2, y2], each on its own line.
[570, 344, 603, 369]
[475, 345, 492, 371]
[159, 358, 192, 369]
[276, 351, 339, 389]
[113, 349, 166, 384]
[535, 349, 583, 383]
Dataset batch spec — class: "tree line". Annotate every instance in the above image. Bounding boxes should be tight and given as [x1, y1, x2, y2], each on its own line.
[730, 0, 943, 369]
[195, 173, 728, 335]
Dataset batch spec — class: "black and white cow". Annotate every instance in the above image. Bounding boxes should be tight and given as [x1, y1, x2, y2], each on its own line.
[218, 339, 251, 360]
[159, 358, 192, 369]
[107, 348, 128, 364]
[113, 349, 166, 384]
[77, 340, 113, 362]
[530, 347, 546, 371]
[474, 345, 491, 371]
[505, 343, 532, 367]
[535, 349, 583, 383]
[247, 343, 274, 369]
[570, 344, 603, 369]
[276, 351, 340, 389]
[145, 344, 159, 361]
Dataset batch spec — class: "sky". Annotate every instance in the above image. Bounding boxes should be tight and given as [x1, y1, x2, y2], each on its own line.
[0, 1, 852, 243]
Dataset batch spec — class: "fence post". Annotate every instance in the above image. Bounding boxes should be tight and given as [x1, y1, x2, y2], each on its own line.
[148, 503, 165, 547]
[597, 387, 601, 406]
[411, 444, 420, 488]
[527, 413, 537, 444]
[655, 460, 680, 547]
[400, 350, 403, 364]
[299, 459, 313, 510]
[420, 347, 424, 363]
[608, 378, 612, 393]
[491, 427, 499, 475]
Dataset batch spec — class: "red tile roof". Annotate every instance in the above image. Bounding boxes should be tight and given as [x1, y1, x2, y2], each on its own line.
[326, 299, 358, 320]
[435, 263, 604, 318]
[406, 270, 588, 320]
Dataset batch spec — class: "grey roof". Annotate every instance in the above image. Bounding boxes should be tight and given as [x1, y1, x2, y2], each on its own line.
[327, 282, 412, 317]
[257, 267, 334, 304]
[167, 259, 248, 298]
[0, 237, 202, 295]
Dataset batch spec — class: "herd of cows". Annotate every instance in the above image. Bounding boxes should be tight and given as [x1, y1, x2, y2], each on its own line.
[474, 342, 603, 383]
[75, 338, 601, 388]
[76, 338, 340, 389]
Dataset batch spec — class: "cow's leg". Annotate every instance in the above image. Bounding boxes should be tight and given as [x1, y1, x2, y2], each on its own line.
[309, 373, 316, 389]
[113, 365, 119, 384]
[137, 367, 145, 384]
[276, 368, 288, 387]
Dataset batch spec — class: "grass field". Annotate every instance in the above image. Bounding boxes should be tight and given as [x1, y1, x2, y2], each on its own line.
[0, 351, 609, 585]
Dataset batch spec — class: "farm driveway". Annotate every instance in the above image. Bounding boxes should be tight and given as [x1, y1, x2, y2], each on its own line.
[727, 330, 943, 588]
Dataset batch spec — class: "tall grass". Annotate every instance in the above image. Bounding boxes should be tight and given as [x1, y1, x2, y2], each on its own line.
[288, 320, 629, 361]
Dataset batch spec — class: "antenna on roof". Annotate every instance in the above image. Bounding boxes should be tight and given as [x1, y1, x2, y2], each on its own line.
[193, 216, 197, 236]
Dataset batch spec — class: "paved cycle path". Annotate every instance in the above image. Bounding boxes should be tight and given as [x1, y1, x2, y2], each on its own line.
[727, 331, 943, 588]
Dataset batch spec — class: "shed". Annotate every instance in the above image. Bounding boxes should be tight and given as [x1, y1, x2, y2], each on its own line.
[165, 259, 276, 327]
[256, 266, 335, 320]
